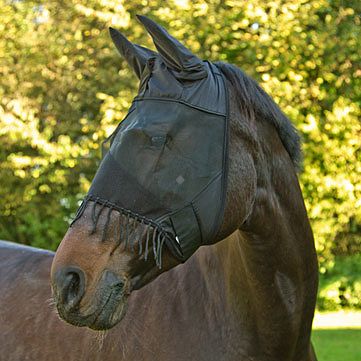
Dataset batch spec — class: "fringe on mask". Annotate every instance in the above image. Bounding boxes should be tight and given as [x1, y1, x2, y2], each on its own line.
[70, 195, 172, 268]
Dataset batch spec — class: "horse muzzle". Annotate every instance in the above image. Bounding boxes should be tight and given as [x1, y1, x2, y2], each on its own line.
[52, 267, 129, 330]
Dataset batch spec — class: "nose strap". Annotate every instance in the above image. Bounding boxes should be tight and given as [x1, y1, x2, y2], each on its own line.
[160, 204, 202, 261]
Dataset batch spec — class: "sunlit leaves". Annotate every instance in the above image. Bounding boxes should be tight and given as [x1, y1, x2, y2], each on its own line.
[0, 1, 359, 277]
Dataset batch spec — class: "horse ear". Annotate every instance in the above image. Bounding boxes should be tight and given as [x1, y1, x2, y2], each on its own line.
[109, 27, 157, 79]
[136, 15, 207, 80]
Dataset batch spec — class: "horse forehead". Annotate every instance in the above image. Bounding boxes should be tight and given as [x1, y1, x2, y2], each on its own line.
[138, 61, 227, 116]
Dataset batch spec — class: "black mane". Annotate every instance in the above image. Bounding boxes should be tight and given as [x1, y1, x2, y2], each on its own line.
[215, 62, 302, 169]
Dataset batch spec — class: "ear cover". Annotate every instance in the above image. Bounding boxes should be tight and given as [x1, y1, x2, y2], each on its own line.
[109, 27, 157, 79]
[136, 15, 207, 80]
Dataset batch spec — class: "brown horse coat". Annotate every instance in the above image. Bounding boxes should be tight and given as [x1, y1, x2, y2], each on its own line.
[1, 236, 317, 361]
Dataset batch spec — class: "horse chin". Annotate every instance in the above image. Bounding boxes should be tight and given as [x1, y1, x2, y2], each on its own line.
[89, 295, 128, 331]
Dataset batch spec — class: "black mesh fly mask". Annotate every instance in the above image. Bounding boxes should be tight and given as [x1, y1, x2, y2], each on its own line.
[72, 16, 229, 267]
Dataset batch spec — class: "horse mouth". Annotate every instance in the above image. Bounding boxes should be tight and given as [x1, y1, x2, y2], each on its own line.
[55, 291, 129, 330]
[89, 291, 128, 330]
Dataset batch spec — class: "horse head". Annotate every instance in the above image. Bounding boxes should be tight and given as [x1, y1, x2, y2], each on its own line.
[51, 16, 301, 331]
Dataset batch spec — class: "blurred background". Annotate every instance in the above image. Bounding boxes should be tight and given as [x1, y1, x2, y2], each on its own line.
[0, 0, 360, 350]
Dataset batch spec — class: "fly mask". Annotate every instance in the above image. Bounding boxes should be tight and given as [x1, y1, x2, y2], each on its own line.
[71, 16, 229, 267]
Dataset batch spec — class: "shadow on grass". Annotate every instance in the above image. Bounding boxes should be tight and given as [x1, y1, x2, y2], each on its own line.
[312, 329, 361, 361]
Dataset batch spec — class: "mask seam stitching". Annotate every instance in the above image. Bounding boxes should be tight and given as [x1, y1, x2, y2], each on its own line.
[132, 97, 226, 116]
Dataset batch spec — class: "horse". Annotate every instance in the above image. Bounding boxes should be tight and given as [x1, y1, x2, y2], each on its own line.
[3, 16, 319, 361]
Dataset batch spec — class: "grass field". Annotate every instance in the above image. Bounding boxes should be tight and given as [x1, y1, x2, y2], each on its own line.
[312, 329, 361, 361]
[312, 312, 361, 361]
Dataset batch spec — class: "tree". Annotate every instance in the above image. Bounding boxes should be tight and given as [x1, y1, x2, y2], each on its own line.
[0, 0, 359, 271]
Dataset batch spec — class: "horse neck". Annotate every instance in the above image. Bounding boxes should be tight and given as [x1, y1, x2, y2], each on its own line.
[239, 119, 318, 284]
[226, 118, 319, 357]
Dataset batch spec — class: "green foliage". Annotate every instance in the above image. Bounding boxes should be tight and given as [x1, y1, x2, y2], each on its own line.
[318, 254, 361, 310]
[0, 0, 360, 295]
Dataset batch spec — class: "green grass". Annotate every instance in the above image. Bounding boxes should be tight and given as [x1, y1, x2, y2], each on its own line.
[312, 329, 361, 361]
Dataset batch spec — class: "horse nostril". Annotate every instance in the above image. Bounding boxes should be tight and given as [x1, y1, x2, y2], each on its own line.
[54, 267, 85, 310]
[65, 272, 80, 302]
